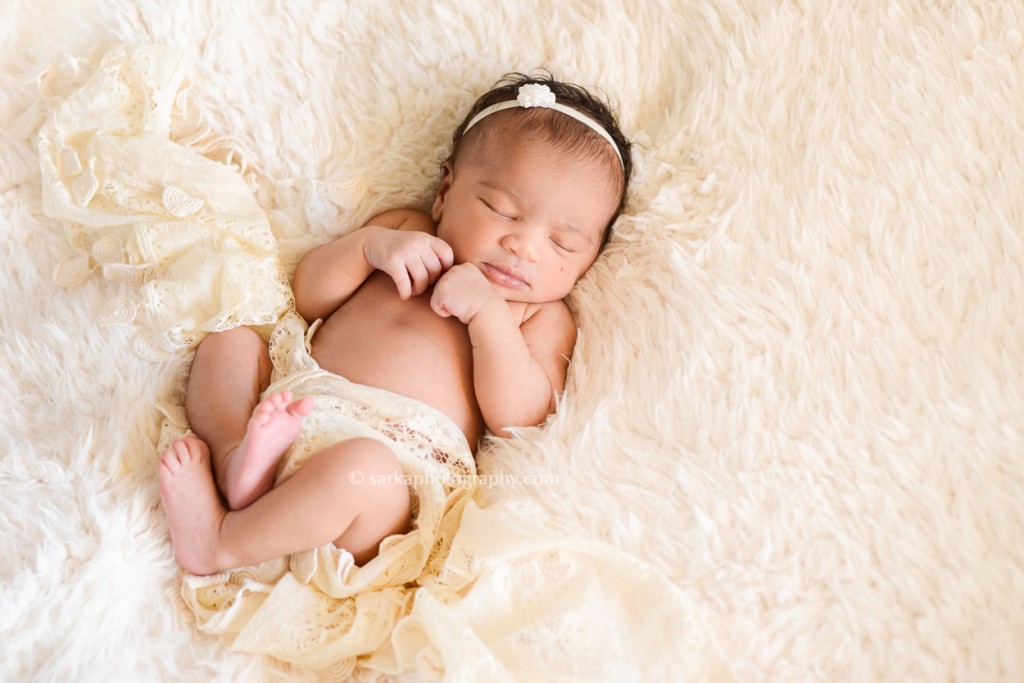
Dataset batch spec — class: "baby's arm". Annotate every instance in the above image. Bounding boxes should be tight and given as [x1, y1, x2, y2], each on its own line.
[431, 265, 574, 436]
[293, 209, 452, 321]
[470, 300, 575, 437]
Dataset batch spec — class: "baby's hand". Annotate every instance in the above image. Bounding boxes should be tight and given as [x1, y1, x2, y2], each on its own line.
[362, 227, 454, 299]
[430, 263, 503, 324]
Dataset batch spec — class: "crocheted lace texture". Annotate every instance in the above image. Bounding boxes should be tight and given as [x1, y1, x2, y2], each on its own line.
[37, 43, 292, 357]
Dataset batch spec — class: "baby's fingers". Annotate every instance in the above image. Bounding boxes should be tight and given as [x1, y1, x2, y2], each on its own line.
[429, 287, 453, 318]
[383, 262, 413, 299]
[411, 250, 450, 296]
[406, 260, 431, 297]
[430, 237, 455, 270]
[423, 250, 447, 281]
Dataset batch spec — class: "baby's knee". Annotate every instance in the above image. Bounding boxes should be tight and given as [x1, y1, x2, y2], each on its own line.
[317, 438, 407, 498]
[319, 438, 411, 560]
[194, 326, 271, 374]
[200, 325, 265, 352]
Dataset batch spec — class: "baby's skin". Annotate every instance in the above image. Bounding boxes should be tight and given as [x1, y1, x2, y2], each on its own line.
[158, 117, 623, 575]
[158, 391, 313, 573]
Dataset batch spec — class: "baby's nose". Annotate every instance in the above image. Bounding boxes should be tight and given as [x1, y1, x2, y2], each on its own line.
[502, 231, 541, 261]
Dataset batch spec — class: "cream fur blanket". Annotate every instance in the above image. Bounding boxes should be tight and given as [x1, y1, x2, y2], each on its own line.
[2, 2, 1022, 682]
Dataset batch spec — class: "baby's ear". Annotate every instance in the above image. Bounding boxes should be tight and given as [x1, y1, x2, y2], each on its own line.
[431, 162, 454, 222]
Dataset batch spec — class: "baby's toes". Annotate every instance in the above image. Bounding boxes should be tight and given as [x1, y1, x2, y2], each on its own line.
[287, 396, 314, 417]
[253, 399, 275, 416]
[252, 399, 281, 424]
[159, 446, 182, 475]
[265, 392, 290, 410]
[174, 438, 196, 463]
[250, 406, 274, 429]
[182, 433, 210, 462]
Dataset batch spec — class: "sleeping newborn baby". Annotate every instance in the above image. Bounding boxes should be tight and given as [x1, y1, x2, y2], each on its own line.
[157, 73, 632, 666]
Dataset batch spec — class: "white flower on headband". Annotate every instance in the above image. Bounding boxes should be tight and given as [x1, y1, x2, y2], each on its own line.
[517, 83, 557, 108]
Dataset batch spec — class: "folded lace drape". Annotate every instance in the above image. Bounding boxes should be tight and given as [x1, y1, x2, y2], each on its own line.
[37, 43, 292, 358]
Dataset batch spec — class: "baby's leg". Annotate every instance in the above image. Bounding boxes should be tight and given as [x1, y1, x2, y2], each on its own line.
[186, 327, 308, 509]
[158, 433, 411, 575]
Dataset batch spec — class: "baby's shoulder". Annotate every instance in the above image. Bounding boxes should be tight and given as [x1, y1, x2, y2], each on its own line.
[516, 298, 578, 363]
[519, 298, 576, 336]
[364, 208, 436, 234]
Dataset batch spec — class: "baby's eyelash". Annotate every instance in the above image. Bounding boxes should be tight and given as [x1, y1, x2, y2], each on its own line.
[551, 238, 575, 253]
[482, 199, 514, 219]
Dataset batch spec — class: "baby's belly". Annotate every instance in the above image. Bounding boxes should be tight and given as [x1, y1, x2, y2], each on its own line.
[308, 273, 484, 446]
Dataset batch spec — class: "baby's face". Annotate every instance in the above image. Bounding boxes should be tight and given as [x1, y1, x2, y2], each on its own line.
[432, 138, 619, 304]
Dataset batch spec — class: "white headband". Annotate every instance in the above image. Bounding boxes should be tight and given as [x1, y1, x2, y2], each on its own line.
[462, 83, 624, 168]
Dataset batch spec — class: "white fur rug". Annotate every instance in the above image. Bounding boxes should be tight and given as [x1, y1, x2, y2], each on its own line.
[2, 1, 1023, 681]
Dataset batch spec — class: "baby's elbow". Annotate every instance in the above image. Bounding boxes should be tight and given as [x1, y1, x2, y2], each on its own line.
[488, 424, 515, 439]
[487, 420, 532, 440]
[485, 403, 554, 439]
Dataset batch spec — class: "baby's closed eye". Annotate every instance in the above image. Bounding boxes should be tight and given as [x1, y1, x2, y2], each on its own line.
[481, 198, 516, 220]
[550, 237, 575, 253]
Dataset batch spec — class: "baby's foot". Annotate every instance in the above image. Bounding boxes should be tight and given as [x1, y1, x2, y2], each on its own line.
[223, 391, 314, 510]
[158, 433, 226, 575]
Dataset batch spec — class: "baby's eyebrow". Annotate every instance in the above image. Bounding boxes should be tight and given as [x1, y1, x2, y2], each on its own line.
[478, 180, 518, 200]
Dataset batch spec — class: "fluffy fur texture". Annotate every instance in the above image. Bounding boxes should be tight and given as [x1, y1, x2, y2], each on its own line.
[1, 1, 1022, 681]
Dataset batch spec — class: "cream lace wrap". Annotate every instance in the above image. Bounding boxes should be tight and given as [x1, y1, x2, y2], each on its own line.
[179, 313, 478, 678]
[36, 43, 292, 356]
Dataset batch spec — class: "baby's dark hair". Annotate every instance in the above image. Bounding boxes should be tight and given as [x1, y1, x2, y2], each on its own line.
[445, 72, 632, 247]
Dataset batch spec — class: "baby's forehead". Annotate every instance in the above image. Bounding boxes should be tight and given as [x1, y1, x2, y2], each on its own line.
[466, 123, 621, 193]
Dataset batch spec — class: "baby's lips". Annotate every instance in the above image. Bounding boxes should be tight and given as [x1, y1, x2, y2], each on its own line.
[482, 262, 528, 289]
